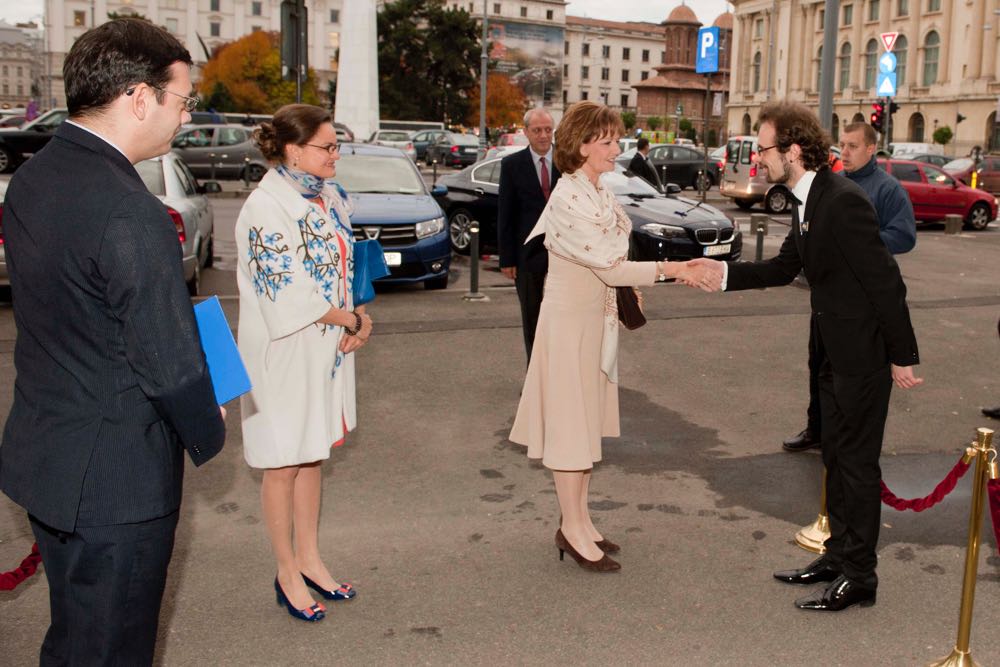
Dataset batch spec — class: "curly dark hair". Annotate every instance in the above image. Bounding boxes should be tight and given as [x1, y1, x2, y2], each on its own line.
[757, 101, 832, 172]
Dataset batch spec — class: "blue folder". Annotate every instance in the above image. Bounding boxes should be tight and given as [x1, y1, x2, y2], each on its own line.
[193, 296, 252, 405]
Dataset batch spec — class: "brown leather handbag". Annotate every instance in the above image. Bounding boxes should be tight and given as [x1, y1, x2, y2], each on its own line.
[616, 286, 646, 330]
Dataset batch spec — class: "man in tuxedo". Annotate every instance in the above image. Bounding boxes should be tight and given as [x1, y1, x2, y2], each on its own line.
[627, 137, 662, 190]
[782, 121, 916, 453]
[692, 101, 922, 612]
[498, 107, 560, 362]
[0, 18, 226, 663]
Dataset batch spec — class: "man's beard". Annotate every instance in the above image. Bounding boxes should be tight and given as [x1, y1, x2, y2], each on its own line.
[766, 156, 793, 184]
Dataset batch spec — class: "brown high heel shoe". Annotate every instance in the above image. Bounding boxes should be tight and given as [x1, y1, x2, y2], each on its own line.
[595, 538, 620, 554]
[558, 516, 620, 554]
[555, 529, 621, 572]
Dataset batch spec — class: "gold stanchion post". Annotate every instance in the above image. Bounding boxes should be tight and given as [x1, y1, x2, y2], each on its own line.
[927, 427, 996, 667]
[796, 468, 830, 553]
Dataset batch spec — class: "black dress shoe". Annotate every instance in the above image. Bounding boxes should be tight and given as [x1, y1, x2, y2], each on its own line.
[773, 556, 841, 585]
[794, 575, 876, 611]
[782, 428, 821, 452]
[983, 406, 1000, 420]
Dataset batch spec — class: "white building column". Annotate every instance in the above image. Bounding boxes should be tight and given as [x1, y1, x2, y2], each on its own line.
[334, 0, 378, 141]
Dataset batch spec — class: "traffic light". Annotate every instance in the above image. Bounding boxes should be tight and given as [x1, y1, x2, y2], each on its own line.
[889, 101, 900, 115]
[957, 113, 967, 124]
[871, 101, 885, 133]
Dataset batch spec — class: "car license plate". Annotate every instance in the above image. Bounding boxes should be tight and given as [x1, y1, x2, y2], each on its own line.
[723, 180, 735, 190]
[704, 244, 731, 257]
[384, 252, 402, 266]
[464, 148, 477, 153]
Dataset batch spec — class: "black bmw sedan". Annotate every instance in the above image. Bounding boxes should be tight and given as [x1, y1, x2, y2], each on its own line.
[433, 156, 742, 262]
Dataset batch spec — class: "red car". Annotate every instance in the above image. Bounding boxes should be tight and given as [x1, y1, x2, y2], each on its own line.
[877, 158, 997, 230]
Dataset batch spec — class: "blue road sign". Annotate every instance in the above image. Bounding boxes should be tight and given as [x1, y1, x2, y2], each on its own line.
[696, 27, 720, 74]
[877, 72, 897, 97]
[879, 52, 897, 73]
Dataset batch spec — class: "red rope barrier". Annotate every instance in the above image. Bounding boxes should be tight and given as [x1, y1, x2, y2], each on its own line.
[880, 456, 971, 512]
[0, 543, 41, 591]
[988, 479, 1000, 556]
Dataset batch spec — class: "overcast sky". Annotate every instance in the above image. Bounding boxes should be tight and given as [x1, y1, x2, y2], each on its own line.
[1, 1, 732, 29]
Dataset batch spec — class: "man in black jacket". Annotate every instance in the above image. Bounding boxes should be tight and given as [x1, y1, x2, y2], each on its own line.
[0, 19, 226, 663]
[692, 101, 922, 612]
[498, 108, 560, 362]
[627, 137, 662, 190]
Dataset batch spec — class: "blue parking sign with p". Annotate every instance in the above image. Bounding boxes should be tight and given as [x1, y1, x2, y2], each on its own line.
[696, 27, 720, 74]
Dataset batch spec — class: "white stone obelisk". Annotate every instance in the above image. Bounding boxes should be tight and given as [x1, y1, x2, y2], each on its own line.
[334, 0, 379, 142]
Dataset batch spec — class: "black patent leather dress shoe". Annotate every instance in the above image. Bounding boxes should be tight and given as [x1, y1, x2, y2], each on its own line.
[794, 575, 876, 611]
[773, 556, 841, 585]
[982, 406, 1000, 420]
[782, 428, 821, 452]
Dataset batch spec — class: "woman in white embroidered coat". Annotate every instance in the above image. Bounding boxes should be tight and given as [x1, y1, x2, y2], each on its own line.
[509, 101, 709, 572]
[236, 105, 368, 621]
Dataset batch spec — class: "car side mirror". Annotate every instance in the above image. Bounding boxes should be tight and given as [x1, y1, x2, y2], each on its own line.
[198, 181, 222, 194]
[665, 183, 682, 195]
[430, 184, 448, 197]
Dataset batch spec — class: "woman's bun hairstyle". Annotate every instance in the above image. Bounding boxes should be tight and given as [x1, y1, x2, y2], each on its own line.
[252, 104, 333, 163]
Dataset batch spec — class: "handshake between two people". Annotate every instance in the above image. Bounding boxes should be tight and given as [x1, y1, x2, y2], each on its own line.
[673, 258, 726, 293]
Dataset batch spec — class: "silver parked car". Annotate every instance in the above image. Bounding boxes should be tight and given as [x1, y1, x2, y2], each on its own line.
[135, 152, 221, 295]
[0, 154, 219, 298]
[0, 179, 9, 297]
[171, 123, 270, 182]
[368, 129, 417, 160]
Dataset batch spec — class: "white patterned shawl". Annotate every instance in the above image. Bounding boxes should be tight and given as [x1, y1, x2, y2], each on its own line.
[525, 170, 633, 382]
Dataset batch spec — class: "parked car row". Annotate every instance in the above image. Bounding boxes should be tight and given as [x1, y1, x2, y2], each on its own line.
[431, 156, 742, 264]
[0, 151, 221, 297]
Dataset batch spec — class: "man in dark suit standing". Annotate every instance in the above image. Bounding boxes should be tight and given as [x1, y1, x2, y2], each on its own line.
[498, 107, 560, 362]
[627, 137, 662, 190]
[692, 101, 922, 612]
[0, 19, 226, 663]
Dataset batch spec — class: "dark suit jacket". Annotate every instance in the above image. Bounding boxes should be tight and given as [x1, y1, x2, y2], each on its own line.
[628, 152, 661, 190]
[0, 123, 226, 532]
[497, 147, 560, 273]
[726, 167, 918, 376]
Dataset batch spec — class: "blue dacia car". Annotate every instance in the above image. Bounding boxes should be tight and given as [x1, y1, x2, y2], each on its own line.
[334, 143, 450, 290]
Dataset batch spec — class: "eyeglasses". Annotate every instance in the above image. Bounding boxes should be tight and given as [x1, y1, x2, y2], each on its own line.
[304, 143, 340, 154]
[756, 143, 780, 154]
[125, 84, 200, 112]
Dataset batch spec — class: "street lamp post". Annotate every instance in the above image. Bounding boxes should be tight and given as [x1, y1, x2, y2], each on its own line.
[479, 0, 488, 159]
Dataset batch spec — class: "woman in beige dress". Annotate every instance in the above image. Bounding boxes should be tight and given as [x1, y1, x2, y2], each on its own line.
[509, 101, 709, 572]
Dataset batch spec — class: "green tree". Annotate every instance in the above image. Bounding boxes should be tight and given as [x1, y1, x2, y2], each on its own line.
[378, 0, 481, 123]
[646, 116, 662, 132]
[620, 111, 636, 132]
[203, 81, 236, 113]
[198, 31, 320, 112]
[933, 125, 954, 147]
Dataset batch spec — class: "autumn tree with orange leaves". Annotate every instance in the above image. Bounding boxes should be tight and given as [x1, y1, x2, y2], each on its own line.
[466, 74, 528, 128]
[198, 31, 320, 112]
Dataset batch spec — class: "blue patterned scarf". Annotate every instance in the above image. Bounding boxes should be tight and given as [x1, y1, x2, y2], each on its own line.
[276, 163, 328, 198]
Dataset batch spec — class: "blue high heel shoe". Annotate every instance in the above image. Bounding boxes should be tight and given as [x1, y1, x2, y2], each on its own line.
[274, 577, 326, 622]
[301, 573, 357, 601]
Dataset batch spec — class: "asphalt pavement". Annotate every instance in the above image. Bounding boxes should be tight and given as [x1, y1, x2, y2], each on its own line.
[1, 178, 999, 666]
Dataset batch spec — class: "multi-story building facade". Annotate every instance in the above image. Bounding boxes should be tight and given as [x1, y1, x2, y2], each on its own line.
[0, 21, 42, 109]
[42, 0, 346, 108]
[561, 16, 665, 112]
[633, 6, 732, 144]
[729, 0, 1000, 154]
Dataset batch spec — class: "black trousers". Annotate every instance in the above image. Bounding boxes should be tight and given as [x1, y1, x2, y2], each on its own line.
[30, 511, 180, 666]
[514, 268, 546, 364]
[817, 358, 892, 590]
[805, 318, 823, 438]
